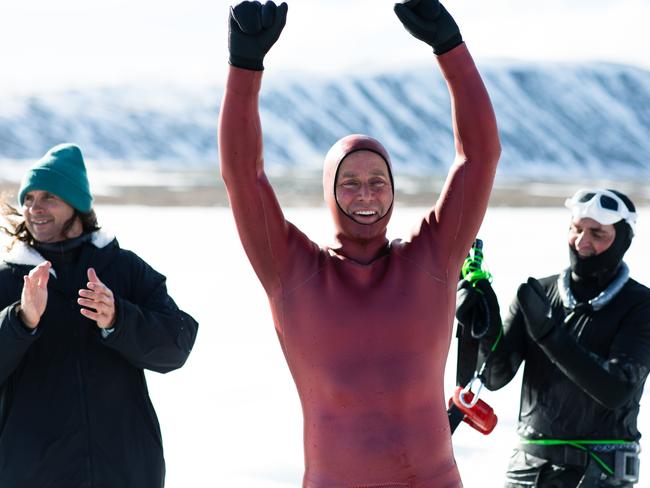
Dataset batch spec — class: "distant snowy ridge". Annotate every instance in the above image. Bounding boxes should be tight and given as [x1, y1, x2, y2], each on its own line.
[1, 61, 649, 180]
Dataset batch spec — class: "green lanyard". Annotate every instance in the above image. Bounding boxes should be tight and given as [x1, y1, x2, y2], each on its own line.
[460, 239, 503, 376]
[521, 438, 637, 475]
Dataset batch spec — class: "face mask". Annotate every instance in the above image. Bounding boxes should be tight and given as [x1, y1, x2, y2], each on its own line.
[565, 189, 637, 234]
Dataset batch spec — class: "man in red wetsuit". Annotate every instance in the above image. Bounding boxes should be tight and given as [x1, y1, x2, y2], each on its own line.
[219, 1, 500, 486]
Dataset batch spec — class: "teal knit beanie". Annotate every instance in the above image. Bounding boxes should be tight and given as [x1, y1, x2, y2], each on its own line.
[18, 143, 93, 213]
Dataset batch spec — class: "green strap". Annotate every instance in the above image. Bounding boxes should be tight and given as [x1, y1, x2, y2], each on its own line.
[521, 439, 637, 475]
[461, 241, 492, 285]
[460, 239, 502, 375]
[489, 327, 503, 353]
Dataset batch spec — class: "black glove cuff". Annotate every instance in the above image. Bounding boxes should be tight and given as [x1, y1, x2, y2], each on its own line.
[434, 34, 463, 55]
[229, 54, 264, 71]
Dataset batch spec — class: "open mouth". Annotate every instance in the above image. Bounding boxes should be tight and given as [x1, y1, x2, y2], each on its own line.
[30, 218, 53, 226]
[349, 209, 383, 224]
[353, 210, 377, 217]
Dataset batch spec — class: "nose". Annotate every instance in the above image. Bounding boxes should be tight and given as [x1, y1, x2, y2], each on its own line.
[27, 198, 44, 213]
[358, 182, 373, 201]
[574, 231, 592, 252]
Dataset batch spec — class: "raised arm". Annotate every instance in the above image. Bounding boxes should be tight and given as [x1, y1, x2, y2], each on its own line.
[218, 1, 293, 294]
[395, 0, 501, 268]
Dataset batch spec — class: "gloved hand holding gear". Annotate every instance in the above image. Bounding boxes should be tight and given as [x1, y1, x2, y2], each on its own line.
[517, 277, 556, 342]
[456, 279, 479, 329]
[394, 0, 463, 55]
[456, 278, 500, 340]
[229, 1, 288, 71]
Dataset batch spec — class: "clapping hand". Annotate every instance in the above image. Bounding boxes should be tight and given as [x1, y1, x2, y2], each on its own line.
[78, 268, 116, 329]
[19, 261, 51, 329]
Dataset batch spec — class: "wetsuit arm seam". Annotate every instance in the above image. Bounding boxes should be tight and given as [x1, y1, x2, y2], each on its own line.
[392, 250, 446, 284]
[258, 182, 285, 297]
[442, 160, 467, 276]
[282, 263, 325, 298]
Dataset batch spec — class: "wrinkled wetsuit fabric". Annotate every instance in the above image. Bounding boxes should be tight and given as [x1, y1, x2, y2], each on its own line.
[219, 43, 500, 488]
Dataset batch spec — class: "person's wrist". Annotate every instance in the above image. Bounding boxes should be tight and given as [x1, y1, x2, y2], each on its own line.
[16, 303, 38, 330]
[98, 315, 116, 330]
[433, 35, 463, 55]
[228, 53, 264, 71]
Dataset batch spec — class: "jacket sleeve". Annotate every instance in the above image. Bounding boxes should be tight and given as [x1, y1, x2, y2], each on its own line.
[0, 301, 40, 385]
[480, 293, 527, 391]
[421, 43, 501, 272]
[100, 255, 198, 374]
[218, 66, 300, 298]
[535, 299, 650, 409]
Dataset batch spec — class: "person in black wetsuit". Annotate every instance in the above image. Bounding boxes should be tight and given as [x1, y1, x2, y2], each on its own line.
[0, 143, 198, 487]
[456, 188, 650, 487]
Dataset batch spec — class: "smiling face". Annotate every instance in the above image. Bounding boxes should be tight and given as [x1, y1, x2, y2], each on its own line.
[334, 150, 393, 225]
[568, 217, 616, 257]
[22, 190, 83, 243]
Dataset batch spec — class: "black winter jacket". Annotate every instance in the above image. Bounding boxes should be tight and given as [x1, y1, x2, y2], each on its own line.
[0, 231, 198, 488]
[480, 272, 650, 441]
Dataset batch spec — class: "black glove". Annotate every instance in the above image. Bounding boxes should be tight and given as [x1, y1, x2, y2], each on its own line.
[517, 277, 556, 342]
[456, 279, 500, 340]
[228, 1, 288, 71]
[394, 0, 462, 55]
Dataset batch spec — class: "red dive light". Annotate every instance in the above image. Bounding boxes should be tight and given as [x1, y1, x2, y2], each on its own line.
[448, 386, 498, 435]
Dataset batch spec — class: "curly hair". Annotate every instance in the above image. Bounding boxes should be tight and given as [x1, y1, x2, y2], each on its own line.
[0, 195, 100, 250]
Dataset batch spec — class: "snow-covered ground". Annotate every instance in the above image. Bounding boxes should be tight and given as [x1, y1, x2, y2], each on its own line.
[27, 205, 650, 487]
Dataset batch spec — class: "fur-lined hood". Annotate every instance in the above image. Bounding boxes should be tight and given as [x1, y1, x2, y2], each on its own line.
[1, 229, 116, 276]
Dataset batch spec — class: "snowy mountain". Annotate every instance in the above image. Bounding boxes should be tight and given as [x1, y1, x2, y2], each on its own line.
[1, 61, 649, 180]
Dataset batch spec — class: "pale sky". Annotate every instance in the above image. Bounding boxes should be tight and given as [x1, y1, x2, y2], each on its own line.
[0, 0, 648, 94]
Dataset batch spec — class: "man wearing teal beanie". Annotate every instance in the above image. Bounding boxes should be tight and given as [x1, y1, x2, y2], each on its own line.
[0, 143, 199, 488]
[18, 143, 93, 213]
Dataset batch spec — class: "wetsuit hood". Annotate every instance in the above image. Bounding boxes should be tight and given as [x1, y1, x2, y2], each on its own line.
[323, 134, 394, 262]
[568, 189, 636, 296]
[569, 220, 633, 297]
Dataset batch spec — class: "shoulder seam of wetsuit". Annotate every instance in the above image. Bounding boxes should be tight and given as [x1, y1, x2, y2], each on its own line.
[392, 247, 447, 284]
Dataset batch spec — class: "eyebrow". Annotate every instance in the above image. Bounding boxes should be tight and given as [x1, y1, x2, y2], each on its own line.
[339, 170, 389, 178]
[25, 191, 56, 199]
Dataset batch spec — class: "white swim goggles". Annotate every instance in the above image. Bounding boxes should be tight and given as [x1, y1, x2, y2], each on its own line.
[565, 189, 637, 232]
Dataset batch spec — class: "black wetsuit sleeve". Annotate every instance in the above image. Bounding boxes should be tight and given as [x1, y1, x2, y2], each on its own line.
[100, 254, 198, 374]
[480, 295, 527, 390]
[536, 300, 650, 409]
